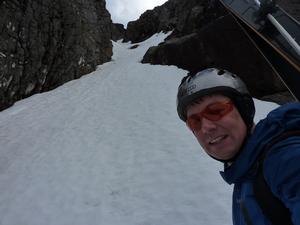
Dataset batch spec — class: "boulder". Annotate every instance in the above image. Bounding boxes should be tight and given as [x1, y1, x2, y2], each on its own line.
[0, 0, 112, 111]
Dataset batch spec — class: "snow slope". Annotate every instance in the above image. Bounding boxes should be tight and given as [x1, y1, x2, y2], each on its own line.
[0, 32, 278, 225]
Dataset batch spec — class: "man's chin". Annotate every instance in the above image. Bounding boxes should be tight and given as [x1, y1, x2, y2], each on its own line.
[208, 147, 237, 161]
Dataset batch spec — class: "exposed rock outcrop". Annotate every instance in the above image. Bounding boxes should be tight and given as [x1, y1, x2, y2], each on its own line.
[111, 23, 126, 41]
[125, 0, 223, 43]
[0, 0, 112, 111]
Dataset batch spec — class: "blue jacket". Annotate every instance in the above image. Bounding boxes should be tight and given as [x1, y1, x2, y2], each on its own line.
[221, 103, 300, 225]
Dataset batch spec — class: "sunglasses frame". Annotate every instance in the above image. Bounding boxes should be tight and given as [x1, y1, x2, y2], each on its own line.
[186, 101, 234, 131]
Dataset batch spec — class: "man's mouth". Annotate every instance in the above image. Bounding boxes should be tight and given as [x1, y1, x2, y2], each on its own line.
[209, 135, 227, 145]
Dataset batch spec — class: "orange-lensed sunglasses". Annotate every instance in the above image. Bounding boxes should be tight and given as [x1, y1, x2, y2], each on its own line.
[186, 101, 234, 131]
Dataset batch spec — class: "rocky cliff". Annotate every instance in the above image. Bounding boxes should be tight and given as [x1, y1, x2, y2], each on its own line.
[125, 0, 222, 43]
[126, 0, 299, 103]
[111, 23, 126, 41]
[0, 0, 112, 111]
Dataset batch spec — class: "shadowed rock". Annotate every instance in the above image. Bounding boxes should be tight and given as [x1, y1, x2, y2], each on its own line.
[0, 0, 112, 111]
[124, 0, 219, 43]
[111, 23, 126, 41]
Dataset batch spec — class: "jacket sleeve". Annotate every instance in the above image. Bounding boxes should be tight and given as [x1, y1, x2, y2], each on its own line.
[263, 136, 300, 224]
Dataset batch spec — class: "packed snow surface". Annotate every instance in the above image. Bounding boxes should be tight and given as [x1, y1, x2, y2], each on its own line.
[0, 32, 278, 225]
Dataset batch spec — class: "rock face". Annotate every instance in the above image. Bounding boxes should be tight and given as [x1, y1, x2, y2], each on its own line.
[111, 23, 126, 41]
[125, 0, 221, 43]
[0, 0, 112, 111]
[128, 0, 299, 102]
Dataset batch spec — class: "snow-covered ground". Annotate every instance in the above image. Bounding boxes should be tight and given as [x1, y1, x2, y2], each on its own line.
[0, 32, 278, 225]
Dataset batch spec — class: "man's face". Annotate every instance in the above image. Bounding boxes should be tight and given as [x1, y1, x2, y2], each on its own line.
[186, 95, 247, 161]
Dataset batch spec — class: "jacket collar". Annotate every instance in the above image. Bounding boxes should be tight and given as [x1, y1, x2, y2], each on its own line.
[220, 103, 300, 184]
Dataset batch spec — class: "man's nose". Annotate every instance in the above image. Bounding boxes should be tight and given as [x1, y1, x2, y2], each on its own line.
[201, 118, 217, 133]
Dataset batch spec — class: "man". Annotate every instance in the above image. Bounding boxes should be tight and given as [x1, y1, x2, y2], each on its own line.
[176, 68, 300, 225]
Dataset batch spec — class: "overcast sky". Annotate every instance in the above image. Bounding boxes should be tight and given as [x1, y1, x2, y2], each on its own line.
[106, 0, 168, 27]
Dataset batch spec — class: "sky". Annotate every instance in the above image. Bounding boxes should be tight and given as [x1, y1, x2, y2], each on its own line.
[0, 32, 279, 225]
[106, 0, 168, 27]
